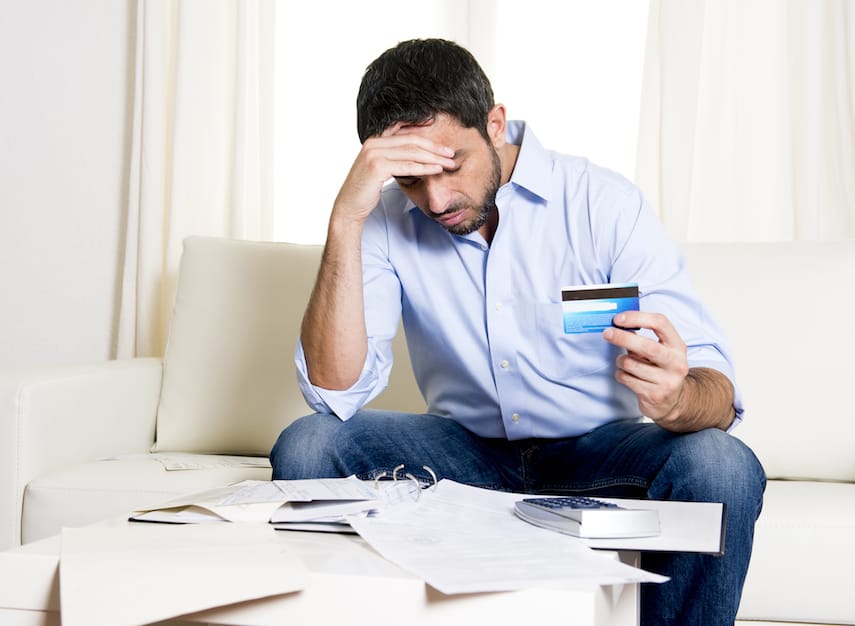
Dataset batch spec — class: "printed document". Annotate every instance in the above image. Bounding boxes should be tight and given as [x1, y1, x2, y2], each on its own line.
[346, 480, 668, 594]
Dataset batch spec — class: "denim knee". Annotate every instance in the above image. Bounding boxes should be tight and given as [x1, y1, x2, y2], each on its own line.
[652, 429, 766, 513]
[269, 412, 343, 479]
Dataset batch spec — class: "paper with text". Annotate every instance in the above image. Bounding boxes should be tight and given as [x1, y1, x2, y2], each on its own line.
[346, 480, 668, 594]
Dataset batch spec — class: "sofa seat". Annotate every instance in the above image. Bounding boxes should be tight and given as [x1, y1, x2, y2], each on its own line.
[22, 454, 271, 544]
[737, 480, 855, 624]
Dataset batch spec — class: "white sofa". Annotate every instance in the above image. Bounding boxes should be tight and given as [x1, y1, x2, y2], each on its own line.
[2, 236, 853, 625]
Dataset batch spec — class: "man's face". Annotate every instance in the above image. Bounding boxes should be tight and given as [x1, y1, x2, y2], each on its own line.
[391, 115, 501, 237]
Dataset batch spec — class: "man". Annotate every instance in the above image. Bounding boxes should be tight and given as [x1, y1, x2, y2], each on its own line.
[271, 38, 765, 626]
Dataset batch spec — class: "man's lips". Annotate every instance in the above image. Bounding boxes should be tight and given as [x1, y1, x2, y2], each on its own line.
[436, 209, 466, 227]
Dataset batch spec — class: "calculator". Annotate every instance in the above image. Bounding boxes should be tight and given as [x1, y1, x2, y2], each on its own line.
[514, 496, 660, 538]
[519, 496, 621, 515]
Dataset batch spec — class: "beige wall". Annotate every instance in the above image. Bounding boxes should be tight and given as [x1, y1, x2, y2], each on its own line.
[0, 0, 135, 370]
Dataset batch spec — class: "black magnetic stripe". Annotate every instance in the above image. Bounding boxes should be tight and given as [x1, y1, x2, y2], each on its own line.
[561, 286, 639, 302]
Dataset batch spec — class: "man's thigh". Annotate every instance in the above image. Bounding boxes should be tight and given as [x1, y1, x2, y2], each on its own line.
[524, 418, 694, 497]
[270, 410, 519, 489]
[523, 418, 760, 503]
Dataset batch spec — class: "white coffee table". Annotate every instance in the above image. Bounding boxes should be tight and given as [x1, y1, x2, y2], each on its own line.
[0, 522, 640, 626]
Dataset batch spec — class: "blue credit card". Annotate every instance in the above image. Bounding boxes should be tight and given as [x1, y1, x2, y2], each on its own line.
[561, 283, 639, 334]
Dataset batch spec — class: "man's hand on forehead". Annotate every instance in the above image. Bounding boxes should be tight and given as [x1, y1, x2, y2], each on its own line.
[380, 117, 461, 172]
[366, 125, 455, 179]
[330, 122, 455, 225]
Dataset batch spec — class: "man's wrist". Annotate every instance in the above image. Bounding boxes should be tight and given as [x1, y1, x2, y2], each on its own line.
[658, 368, 735, 432]
[327, 211, 366, 240]
[685, 368, 735, 431]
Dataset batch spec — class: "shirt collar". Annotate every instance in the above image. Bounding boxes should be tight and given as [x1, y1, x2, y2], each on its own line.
[505, 120, 552, 202]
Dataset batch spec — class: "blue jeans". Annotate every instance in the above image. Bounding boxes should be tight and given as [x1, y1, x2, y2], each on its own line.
[270, 410, 765, 626]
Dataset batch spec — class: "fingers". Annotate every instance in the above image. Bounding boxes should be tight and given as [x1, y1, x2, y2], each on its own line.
[604, 311, 689, 421]
[603, 312, 688, 383]
[364, 134, 456, 176]
[604, 311, 686, 365]
[613, 311, 680, 343]
[376, 122, 456, 175]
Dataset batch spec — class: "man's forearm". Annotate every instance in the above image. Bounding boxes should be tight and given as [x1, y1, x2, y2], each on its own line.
[301, 217, 369, 390]
[300, 127, 456, 389]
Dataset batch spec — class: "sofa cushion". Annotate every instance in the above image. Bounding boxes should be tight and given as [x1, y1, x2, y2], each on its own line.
[736, 480, 855, 624]
[21, 454, 271, 544]
[682, 241, 855, 482]
[154, 237, 323, 455]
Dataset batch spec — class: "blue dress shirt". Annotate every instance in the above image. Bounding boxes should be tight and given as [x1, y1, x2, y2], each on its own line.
[296, 121, 742, 439]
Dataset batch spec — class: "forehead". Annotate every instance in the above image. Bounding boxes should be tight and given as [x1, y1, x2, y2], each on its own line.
[393, 114, 482, 147]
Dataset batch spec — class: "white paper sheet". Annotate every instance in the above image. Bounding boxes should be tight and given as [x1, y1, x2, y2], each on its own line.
[96, 452, 272, 471]
[59, 523, 307, 626]
[346, 480, 668, 595]
[131, 476, 381, 523]
[152, 453, 272, 471]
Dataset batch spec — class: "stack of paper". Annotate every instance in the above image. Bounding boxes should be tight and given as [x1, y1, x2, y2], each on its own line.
[130, 476, 376, 523]
[130, 476, 418, 530]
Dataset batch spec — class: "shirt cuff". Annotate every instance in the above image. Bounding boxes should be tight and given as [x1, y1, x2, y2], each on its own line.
[294, 340, 389, 420]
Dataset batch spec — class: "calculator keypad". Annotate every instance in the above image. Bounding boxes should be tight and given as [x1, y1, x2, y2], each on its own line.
[523, 496, 619, 510]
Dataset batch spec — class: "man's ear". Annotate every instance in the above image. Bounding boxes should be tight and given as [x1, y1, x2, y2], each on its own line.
[486, 104, 507, 148]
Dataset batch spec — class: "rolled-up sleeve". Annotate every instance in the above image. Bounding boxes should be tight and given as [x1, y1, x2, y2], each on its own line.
[294, 336, 392, 420]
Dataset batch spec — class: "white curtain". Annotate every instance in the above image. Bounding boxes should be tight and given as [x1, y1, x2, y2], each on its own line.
[636, 0, 855, 242]
[116, 0, 274, 358]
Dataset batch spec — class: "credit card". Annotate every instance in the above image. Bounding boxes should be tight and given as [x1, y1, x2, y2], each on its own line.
[561, 283, 639, 334]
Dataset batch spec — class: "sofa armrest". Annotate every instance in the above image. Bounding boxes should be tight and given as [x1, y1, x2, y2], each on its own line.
[0, 358, 162, 548]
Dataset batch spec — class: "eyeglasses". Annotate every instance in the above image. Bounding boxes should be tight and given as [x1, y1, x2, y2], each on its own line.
[372, 464, 438, 501]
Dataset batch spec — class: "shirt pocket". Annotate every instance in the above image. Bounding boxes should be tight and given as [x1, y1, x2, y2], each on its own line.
[533, 302, 621, 381]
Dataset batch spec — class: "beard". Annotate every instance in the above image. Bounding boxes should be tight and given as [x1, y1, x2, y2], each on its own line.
[436, 146, 502, 236]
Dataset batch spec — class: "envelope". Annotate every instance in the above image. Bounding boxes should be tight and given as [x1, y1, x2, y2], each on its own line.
[60, 522, 308, 626]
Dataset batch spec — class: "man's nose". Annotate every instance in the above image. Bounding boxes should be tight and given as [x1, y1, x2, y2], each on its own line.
[423, 177, 453, 214]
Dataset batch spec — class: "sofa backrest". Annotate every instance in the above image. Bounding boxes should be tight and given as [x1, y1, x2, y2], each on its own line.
[682, 241, 855, 482]
[153, 237, 423, 457]
[153, 237, 320, 455]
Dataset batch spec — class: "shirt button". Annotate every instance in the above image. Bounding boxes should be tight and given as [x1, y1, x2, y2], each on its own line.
[495, 302, 503, 311]
[511, 413, 520, 423]
[499, 359, 509, 369]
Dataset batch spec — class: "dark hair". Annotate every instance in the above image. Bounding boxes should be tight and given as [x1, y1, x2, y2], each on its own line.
[356, 38, 495, 143]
